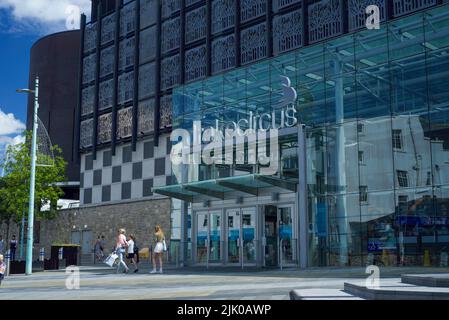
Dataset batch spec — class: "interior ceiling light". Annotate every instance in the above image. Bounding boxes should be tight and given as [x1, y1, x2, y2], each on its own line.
[402, 31, 415, 39]
[306, 73, 323, 80]
[339, 49, 353, 56]
[422, 42, 438, 50]
[360, 59, 377, 67]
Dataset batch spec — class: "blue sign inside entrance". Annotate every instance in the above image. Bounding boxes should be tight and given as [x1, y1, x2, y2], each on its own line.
[243, 228, 255, 240]
[280, 225, 292, 239]
[229, 230, 240, 240]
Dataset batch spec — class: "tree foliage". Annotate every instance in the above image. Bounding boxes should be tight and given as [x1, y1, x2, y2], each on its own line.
[0, 131, 67, 223]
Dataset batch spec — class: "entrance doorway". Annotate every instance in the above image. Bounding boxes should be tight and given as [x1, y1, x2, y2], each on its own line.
[264, 204, 296, 268]
[81, 230, 93, 255]
[226, 207, 257, 266]
[194, 207, 258, 266]
[71, 231, 81, 245]
[195, 210, 222, 264]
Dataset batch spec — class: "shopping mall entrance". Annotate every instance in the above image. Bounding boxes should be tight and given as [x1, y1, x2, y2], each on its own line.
[192, 200, 298, 268]
[263, 205, 296, 268]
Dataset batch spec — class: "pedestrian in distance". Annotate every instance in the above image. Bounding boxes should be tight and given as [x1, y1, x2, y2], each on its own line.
[150, 225, 166, 274]
[126, 234, 139, 273]
[133, 237, 140, 265]
[0, 254, 5, 286]
[100, 235, 106, 254]
[115, 228, 129, 274]
[0, 235, 4, 255]
[94, 236, 104, 263]
[9, 235, 17, 261]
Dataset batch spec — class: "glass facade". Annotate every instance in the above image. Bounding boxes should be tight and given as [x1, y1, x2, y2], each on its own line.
[170, 6, 449, 267]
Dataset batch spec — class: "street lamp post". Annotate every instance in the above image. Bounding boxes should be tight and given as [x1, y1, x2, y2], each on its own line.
[17, 76, 39, 275]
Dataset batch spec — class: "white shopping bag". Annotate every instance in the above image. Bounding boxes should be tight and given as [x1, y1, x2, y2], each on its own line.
[104, 253, 119, 267]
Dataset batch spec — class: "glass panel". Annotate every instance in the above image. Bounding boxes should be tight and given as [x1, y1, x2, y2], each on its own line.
[242, 207, 257, 264]
[264, 205, 278, 266]
[327, 193, 361, 266]
[388, 14, 425, 62]
[392, 115, 432, 191]
[279, 206, 293, 264]
[227, 209, 240, 263]
[196, 213, 208, 263]
[209, 211, 221, 262]
[358, 118, 395, 192]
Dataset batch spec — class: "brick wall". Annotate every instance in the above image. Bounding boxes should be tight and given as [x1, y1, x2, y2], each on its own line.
[1, 197, 172, 260]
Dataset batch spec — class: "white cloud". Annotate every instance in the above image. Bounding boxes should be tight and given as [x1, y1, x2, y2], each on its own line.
[0, 0, 91, 35]
[0, 134, 25, 168]
[0, 109, 26, 164]
[0, 108, 26, 136]
[0, 134, 25, 146]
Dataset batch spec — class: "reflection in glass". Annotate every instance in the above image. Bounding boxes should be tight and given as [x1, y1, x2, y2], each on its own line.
[196, 213, 208, 263]
[227, 209, 240, 263]
[242, 208, 257, 264]
[210, 212, 221, 262]
[279, 207, 293, 264]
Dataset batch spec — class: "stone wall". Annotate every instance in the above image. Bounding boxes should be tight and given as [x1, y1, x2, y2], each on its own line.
[1, 197, 172, 260]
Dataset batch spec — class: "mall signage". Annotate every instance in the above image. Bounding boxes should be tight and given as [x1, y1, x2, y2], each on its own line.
[170, 76, 299, 176]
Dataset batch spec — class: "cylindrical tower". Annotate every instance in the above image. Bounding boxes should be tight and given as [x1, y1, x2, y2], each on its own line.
[26, 30, 81, 200]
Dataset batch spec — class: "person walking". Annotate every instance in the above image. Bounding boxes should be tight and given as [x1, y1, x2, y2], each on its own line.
[0, 235, 4, 255]
[100, 235, 106, 254]
[9, 235, 17, 261]
[115, 229, 129, 274]
[94, 236, 104, 263]
[0, 254, 5, 286]
[150, 225, 165, 274]
[126, 234, 139, 273]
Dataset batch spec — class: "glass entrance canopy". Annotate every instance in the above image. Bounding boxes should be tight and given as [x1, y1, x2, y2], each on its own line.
[153, 174, 298, 202]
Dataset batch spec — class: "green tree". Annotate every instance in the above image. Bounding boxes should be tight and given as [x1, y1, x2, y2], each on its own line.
[0, 131, 67, 223]
[0, 177, 16, 240]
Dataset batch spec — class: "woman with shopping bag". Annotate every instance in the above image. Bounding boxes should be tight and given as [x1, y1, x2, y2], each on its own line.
[115, 228, 129, 274]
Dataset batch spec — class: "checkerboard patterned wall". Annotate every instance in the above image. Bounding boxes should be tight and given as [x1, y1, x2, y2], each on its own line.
[80, 133, 173, 205]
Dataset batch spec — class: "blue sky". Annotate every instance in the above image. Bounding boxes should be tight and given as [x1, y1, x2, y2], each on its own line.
[0, 0, 91, 165]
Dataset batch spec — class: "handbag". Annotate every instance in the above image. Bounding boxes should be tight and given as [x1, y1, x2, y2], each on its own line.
[104, 252, 119, 267]
[162, 239, 167, 252]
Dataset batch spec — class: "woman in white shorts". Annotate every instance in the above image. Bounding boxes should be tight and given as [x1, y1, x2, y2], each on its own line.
[150, 225, 165, 274]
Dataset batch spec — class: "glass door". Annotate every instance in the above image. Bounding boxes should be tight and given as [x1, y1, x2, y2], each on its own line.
[209, 211, 222, 263]
[278, 206, 295, 266]
[226, 207, 258, 266]
[227, 209, 241, 264]
[263, 204, 296, 268]
[196, 213, 208, 264]
[242, 208, 257, 265]
[264, 205, 278, 267]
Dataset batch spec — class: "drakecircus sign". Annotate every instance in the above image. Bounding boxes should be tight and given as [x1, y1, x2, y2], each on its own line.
[170, 76, 299, 177]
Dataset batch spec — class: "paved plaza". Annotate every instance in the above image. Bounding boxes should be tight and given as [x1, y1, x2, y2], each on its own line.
[1, 266, 448, 300]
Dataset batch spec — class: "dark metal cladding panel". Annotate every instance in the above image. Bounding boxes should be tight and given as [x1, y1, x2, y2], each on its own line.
[27, 30, 81, 185]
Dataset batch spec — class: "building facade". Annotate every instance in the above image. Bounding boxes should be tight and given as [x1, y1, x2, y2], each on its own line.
[27, 30, 82, 200]
[78, 0, 449, 267]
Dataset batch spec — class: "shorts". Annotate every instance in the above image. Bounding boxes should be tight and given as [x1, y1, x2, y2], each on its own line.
[126, 253, 135, 259]
[154, 242, 164, 254]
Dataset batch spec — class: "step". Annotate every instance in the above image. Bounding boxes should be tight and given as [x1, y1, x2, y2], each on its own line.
[402, 274, 449, 288]
[344, 279, 449, 300]
[290, 289, 363, 300]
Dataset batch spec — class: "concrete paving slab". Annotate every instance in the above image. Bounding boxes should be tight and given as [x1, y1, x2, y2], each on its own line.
[290, 289, 363, 300]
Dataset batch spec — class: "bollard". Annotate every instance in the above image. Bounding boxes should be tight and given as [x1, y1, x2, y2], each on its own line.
[39, 248, 45, 262]
[424, 249, 431, 267]
[5, 249, 10, 277]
